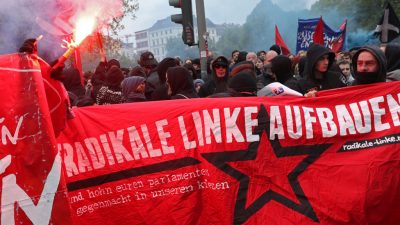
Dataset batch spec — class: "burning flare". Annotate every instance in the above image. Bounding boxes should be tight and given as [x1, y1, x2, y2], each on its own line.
[74, 16, 96, 45]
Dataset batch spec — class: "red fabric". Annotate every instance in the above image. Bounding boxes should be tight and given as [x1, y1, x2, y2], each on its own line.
[37, 56, 70, 136]
[73, 47, 84, 86]
[313, 17, 325, 45]
[275, 25, 291, 55]
[58, 82, 400, 225]
[331, 20, 347, 53]
[0, 53, 73, 224]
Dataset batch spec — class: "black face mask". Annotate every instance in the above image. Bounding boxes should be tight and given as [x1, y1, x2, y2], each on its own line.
[354, 72, 379, 85]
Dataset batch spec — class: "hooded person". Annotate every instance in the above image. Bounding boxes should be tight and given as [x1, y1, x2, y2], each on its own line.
[150, 57, 179, 101]
[228, 71, 257, 97]
[191, 58, 201, 78]
[96, 65, 125, 105]
[107, 59, 120, 69]
[270, 55, 298, 89]
[294, 44, 346, 95]
[297, 57, 307, 78]
[183, 63, 197, 80]
[383, 43, 400, 81]
[210, 71, 257, 97]
[166, 66, 199, 99]
[129, 66, 147, 78]
[62, 67, 85, 106]
[230, 61, 256, 78]
[351, 46, 387, 85]
[198, 56, 230, 97]
[139, 51, 159, 99]
[121, 76, 146, 103]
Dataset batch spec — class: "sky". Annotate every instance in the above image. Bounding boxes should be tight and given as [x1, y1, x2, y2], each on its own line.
[121, 0, 319, 36]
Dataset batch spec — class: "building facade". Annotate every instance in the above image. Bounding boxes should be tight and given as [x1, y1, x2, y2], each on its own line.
[134, 17, 222, 61]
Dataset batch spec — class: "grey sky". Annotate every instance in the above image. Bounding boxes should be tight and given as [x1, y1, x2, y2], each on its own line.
[121, 0, 318, 36]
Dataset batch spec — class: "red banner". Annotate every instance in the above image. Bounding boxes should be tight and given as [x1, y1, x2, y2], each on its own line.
[0, 53, 72, 224]
[58, 82, 400, 225]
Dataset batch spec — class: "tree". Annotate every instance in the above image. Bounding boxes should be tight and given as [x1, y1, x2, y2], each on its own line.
[109, 0, 139, 34]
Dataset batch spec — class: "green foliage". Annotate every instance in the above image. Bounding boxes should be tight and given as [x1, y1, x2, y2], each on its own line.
[109, 0, 139, 34]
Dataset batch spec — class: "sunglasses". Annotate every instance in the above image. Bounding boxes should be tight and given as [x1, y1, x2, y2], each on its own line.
[215, 65, 227, 69]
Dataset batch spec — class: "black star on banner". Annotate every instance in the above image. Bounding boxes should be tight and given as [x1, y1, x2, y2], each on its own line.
[202, 104, 332, 225]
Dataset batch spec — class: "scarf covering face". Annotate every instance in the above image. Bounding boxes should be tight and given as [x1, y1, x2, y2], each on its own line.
[121, 76, 146, 101]
[352, 46, 387, 85]
[166, 66, 195, 96]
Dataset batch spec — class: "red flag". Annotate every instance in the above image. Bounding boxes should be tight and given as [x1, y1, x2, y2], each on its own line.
[313, 16, 324, 45]
[275, 25, 291, 55]
[331, 20, 347, 53]
[0, 53, 73, 225]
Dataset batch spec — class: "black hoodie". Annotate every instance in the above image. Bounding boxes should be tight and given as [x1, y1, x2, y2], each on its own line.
[198, 56, 229, 97]
[295, 44, 345, 94]
[352, 46, 387, 85]
[167, 67, 199, 99]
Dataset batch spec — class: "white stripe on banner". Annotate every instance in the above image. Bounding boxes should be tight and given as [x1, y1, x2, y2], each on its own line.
[0, 67, 41, 73]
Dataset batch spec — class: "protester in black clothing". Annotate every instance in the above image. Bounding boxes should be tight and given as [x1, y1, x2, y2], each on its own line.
[297, 57, 307, 78]
[383, 44, 400, 81]
[294, 44, 346, 95]
[138, 51, 159, 99]
[121, 76, 146, 103]
[256, 63, 275, 90]
[96, 66, 124, 105]
[191, 58, 201, 79]
[228, 71, 257, 96]
[166, 67, 198, 99]
[184, 64, 198, 81]
[91, 58, 121, 100]
[62, 67, 85, 106]
[352, 46, 387, 85]
[210, 71, 257, 97]
[270, 55, 298, 88]
[198, 56, 230, 97]
[150, 57, 179, 101]
[231, 61, 256, 78]
[128, 66, 147, 78]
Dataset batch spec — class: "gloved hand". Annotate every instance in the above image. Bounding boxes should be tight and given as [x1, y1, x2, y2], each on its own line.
[18, 39, 38, 54]
[49, 59, 65, 81]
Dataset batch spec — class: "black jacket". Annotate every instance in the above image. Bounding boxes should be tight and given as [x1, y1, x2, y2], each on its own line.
[294, 44, 345, 94]
[167, 67, 199, 99]
[198, 56, 229, 97]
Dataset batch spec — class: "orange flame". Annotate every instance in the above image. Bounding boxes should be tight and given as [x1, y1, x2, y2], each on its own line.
[74, 16, 96, 45]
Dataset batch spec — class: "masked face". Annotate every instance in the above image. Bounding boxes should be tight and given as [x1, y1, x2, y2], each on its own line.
[214, 65, 227, 78]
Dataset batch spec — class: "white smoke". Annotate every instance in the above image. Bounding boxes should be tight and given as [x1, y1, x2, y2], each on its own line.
[0, 0, 123, 61]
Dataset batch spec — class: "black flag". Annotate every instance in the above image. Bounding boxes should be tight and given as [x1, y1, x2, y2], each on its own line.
[374, 2, 400, 43]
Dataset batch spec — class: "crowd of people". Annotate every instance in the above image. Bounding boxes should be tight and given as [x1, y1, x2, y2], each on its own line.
[18, 38, 400, 107]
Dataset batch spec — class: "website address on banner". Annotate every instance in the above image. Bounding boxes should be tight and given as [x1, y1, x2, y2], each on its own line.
[340, 133, 400, 152]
